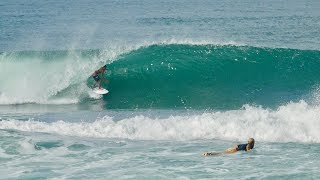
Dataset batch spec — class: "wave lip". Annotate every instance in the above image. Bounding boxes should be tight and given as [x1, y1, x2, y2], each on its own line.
[1, 43, 320, 109]
[0, 49, 108, 105]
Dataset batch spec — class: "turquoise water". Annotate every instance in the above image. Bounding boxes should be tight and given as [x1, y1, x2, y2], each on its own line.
[1, 45, 320, 109]
[1, 0, 320, 179]
[1, 129, 320, 179]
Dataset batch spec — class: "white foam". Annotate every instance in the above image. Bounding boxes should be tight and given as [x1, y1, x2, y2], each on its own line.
[1, 101, 320, 143]
[0, 39, 313, 105]
[150, 38, 244, 46]
[0, 40, 241, 105]
[310, 85, 320, 105]
[0, 49, 114, 105]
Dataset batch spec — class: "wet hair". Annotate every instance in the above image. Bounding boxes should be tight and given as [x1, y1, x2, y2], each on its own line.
[248, 138, 255, 149]
[249, 143, 254, 149]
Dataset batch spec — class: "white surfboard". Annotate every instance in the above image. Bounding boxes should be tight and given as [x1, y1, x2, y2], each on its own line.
[93, 87, 109, 95]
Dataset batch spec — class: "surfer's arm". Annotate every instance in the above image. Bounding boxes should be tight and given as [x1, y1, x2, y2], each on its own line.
[101, 69, 109, 84]
[92, 70, 99, 76]
[246, 144, 252, 151]
[101, 69, 105, 80]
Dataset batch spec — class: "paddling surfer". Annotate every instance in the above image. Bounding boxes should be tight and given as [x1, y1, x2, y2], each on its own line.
[203, 138, 255, 156]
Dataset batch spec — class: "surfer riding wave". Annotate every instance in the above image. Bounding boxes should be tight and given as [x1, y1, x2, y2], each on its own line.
[92, 65, 108, 89]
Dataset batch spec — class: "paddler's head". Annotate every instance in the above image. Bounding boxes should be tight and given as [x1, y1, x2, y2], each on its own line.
[248, 138, 255, 149]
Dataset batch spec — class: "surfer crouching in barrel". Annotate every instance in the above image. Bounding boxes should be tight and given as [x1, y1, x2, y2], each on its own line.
[92, 65, 108, 89]
[203, 138, 255, 156]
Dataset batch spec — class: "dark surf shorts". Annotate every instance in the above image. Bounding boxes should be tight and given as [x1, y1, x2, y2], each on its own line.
[93, 74, 100, 82]
[237, 144, 248, 151]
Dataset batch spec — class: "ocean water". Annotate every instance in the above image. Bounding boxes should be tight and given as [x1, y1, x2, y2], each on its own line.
[1, 0, 320, 179]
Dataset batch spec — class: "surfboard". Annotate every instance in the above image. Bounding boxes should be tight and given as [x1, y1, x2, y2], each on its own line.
[93, 87, 109, 95]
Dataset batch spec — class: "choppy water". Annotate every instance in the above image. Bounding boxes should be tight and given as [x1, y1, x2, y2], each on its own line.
[1, 0, 320, 179]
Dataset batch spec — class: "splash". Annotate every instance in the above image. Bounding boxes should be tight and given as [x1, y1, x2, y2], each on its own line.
[1, 43, 320, 109]
[1, 101, 320, 143]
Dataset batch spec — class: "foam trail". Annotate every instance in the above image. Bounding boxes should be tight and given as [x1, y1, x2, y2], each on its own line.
[1, 101, 319, 143]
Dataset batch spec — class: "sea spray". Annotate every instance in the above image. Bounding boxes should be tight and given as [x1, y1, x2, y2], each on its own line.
[1, 101, 320, 142]
[1, 44, 320, 109]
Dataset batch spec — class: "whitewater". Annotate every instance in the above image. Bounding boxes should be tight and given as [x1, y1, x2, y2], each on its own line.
[1, 44, 319, 108]
[1, 0, 320, 179]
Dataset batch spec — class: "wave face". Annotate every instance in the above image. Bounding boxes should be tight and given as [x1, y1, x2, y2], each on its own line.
[1, 44, 320, 109]
[105, 44, 320, 109]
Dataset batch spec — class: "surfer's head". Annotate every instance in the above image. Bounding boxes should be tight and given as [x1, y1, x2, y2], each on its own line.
[248, 138, 255, 149]
[101, 65, 106, 70]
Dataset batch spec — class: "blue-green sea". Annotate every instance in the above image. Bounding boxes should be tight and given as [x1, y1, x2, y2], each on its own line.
[1, 0, 320, 179]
